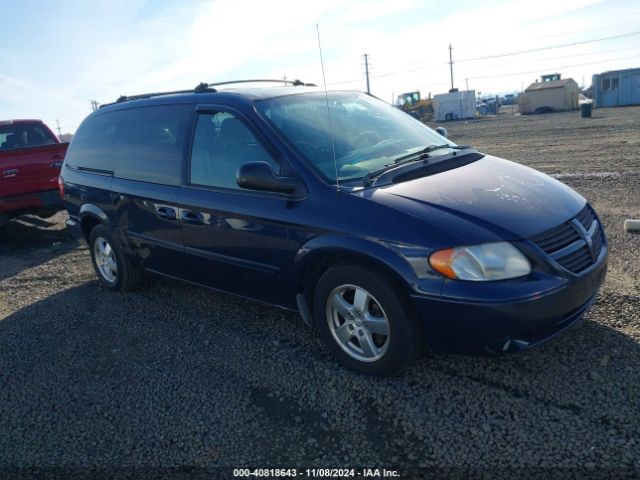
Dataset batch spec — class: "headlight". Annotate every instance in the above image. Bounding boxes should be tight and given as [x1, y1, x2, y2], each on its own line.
[429, 242, 531, 281]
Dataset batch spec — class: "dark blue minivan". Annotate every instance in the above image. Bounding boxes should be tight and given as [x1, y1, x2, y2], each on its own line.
[60, 83, 607, 375]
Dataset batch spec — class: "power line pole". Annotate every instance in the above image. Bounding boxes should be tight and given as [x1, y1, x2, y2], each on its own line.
[90, 100, 99, 112]
[56, 119, 62, 137]
[363, 53, 371, 94]
[449, 44, 454, 91]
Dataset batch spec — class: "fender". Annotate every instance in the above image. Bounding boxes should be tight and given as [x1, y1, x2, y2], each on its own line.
[293, 234, 443, 296]
[79, 203, 109, 223]
[78, 202, 142, 262]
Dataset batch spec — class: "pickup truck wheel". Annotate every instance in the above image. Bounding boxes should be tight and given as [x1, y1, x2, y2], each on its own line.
[89, 225, 142, 291]
[313, 264, 420, 376]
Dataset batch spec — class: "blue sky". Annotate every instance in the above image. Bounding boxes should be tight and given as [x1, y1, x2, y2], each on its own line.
[1, 0, 639, 134]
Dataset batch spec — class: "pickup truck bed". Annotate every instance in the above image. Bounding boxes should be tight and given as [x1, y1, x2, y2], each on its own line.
[0, 120, 68, 227]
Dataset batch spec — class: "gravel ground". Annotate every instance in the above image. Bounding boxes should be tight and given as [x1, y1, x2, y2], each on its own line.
[0, 106, 639, 479]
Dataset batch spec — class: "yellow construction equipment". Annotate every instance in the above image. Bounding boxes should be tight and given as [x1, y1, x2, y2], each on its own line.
[395, 91, 434, 123]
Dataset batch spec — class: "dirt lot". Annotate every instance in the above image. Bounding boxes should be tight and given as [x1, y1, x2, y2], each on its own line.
[0, 106, 639, 478]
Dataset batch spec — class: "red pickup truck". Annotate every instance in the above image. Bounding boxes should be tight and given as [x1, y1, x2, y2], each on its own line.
[0, 120, 68, 228]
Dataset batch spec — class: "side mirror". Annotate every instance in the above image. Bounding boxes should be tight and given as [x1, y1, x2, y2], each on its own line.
[435, 127, 448, 138]
[236, 161, 297, 194]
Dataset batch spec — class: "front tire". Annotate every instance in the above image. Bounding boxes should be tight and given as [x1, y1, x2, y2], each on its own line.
[313, 263, 421, 376]
[89, 225, 142, 291]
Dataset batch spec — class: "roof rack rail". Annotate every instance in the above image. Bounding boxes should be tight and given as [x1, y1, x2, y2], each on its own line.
[113, 84, 217, 104]
[102, 79, 314, 107]
[200, 78, 316, 88]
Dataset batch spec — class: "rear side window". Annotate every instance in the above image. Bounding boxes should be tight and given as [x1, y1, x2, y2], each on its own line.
[65, 112, 120, 172]
[66, 104, 191, 184]
[115, 105, 191, 186]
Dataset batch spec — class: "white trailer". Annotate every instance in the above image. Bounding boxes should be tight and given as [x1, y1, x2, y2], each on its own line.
[433, 90, 476, 121]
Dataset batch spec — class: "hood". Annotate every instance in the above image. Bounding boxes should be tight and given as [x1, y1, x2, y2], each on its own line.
[364, 155, 585, 240]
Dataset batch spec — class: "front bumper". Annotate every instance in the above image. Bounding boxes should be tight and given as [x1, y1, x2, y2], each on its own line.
[411, 249, 608, 355]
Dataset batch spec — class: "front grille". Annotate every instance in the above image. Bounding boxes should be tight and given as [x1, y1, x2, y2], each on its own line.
[530, 204, 605, 274]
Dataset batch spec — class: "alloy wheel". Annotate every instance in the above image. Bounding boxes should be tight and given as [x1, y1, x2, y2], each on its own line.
[93, 236, 117, 283]
[326, 284, 390, 362]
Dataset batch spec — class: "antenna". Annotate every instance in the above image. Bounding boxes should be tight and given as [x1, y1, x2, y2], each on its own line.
[316, 24, 339, 191]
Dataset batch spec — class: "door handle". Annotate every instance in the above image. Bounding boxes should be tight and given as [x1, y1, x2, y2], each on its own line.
[180, 210, 204, 225]
[155, 206, 177, 221]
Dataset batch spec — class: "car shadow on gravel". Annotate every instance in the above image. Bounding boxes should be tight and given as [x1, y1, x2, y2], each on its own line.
[0, 214, 78, 282]
[0, 277, 638, 469]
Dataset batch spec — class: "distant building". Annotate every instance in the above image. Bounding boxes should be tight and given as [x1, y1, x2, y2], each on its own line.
[433, 90, 476, 121]
[592, 67, 640, 108]
[518, 74, 580, 114]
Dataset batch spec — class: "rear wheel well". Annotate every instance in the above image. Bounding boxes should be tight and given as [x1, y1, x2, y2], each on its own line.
[81, 215, 101, 243]
[301, 251, 410, 310]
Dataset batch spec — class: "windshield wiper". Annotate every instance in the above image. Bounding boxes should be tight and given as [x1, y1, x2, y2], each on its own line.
[392, 144, 470, 164]
[362, 144, 472, 187]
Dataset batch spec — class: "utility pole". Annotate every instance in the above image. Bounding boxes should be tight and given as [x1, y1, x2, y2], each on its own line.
[448, 44, 454, 92]
[90, 100, 99, 112]
[56, 119, 62, 137]
[363, 53, 371, 94]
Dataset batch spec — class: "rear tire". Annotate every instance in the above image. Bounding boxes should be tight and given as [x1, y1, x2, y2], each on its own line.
[313, 263, 421, 376]
[89, 225, 142, 291]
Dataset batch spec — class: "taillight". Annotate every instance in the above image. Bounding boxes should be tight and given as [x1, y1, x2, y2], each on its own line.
[58, 176, 65, 200]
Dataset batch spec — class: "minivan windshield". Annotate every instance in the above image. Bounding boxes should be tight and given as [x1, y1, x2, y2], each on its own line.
[256, 92, 459, 183]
